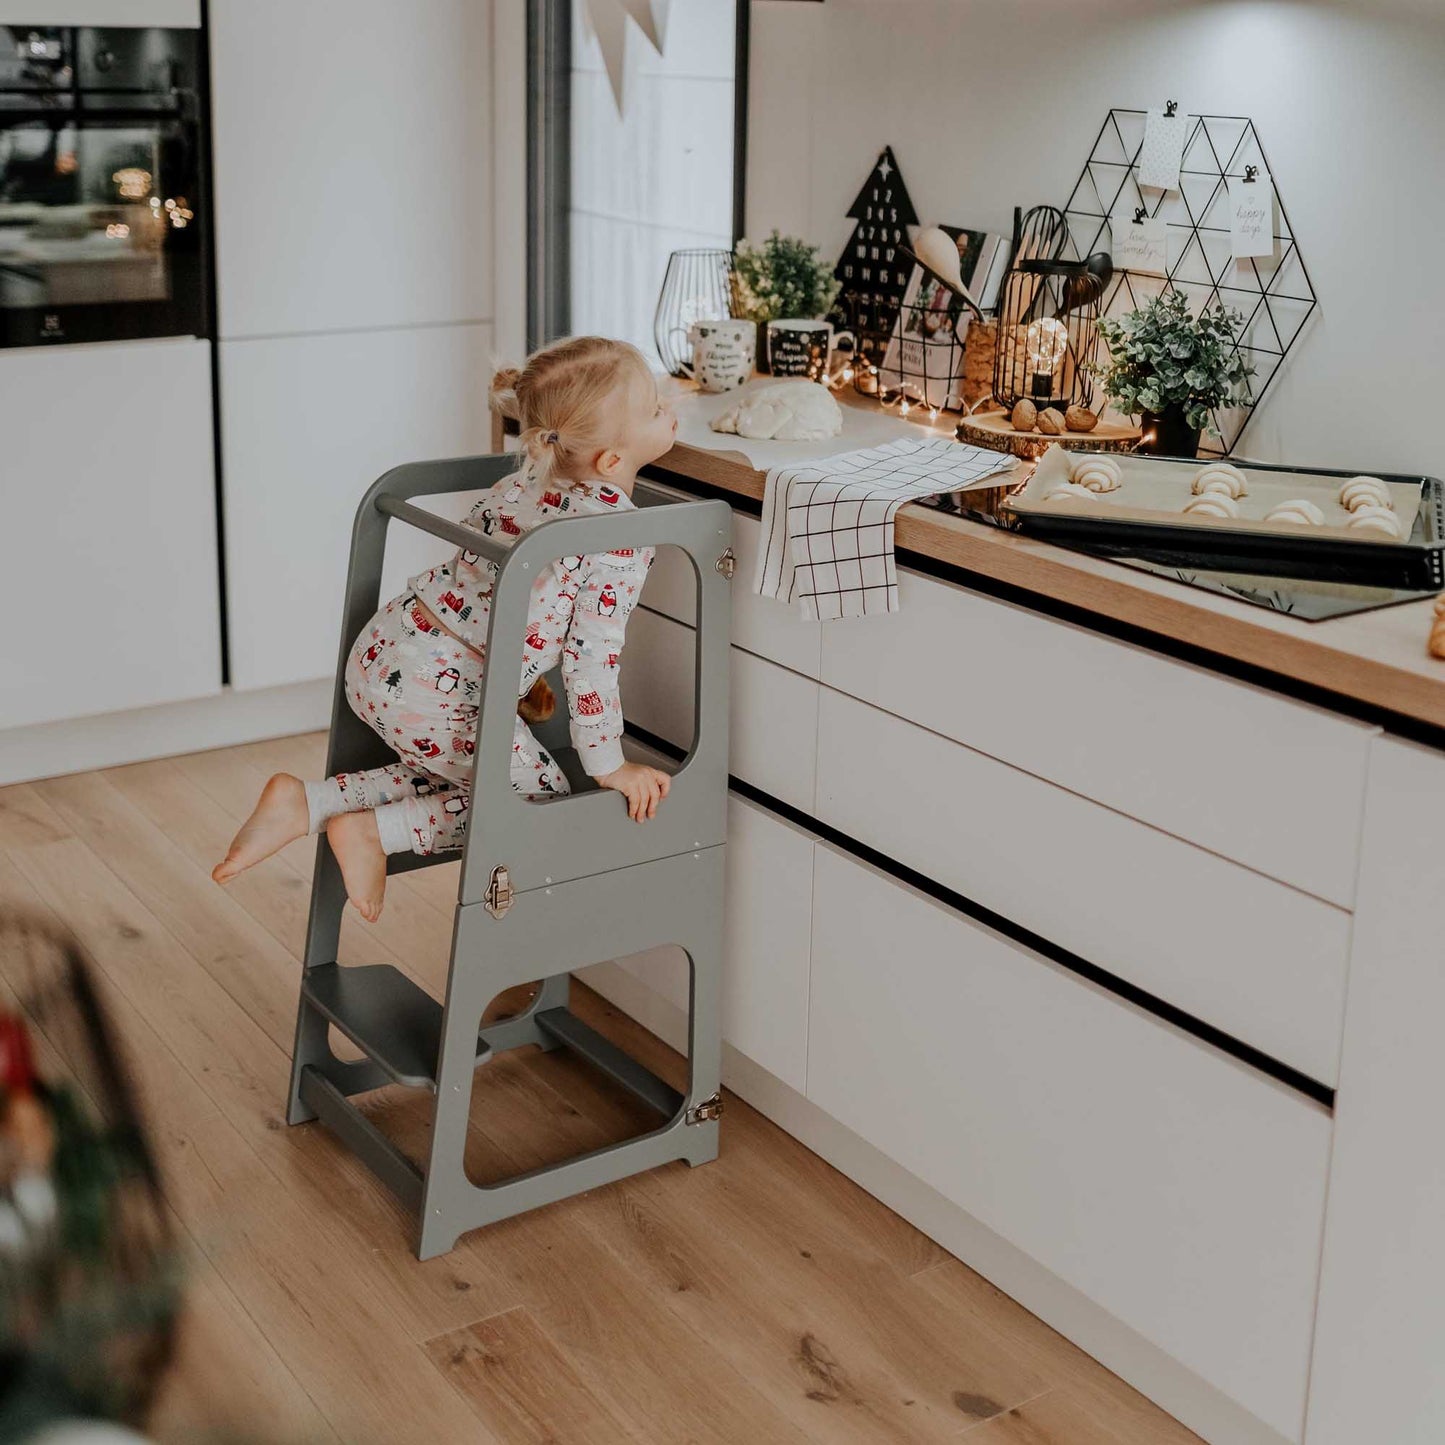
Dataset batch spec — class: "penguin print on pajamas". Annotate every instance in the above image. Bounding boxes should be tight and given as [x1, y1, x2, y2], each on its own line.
[560, 555, 584, 574]
[597, 583, 617, 618]
[435, 666, 460, 694]
[361, 641, 383, 671]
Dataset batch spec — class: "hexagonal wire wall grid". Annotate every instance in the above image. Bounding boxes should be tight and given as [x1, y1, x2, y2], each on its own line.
[1061, 109, 1317, 458]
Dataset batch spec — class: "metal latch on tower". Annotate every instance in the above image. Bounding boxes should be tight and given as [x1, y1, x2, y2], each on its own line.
[484, 864, 514, 919]
[686, 1092, 724, 1125]
[716, 547, 737, 580]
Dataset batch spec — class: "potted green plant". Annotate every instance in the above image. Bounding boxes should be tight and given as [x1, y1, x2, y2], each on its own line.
[1093, 291, 1254, 456]
[730, 231, 840, 372]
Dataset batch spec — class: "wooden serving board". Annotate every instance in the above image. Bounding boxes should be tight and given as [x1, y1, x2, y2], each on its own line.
[955, 407, 1142, 460]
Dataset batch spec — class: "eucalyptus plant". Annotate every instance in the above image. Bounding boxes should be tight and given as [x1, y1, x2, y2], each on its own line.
[730, 231, 840, 323]
[1093, 290, 1254, 434]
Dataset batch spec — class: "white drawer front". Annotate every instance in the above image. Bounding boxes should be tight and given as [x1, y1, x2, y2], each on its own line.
[815, 690, 1349, 1086]
[722, 797, 815, 1092]
[809, 845, 1330, 1441]
[642, 511, 822, 677]
[820, 568, 1375, 906]
[624, 608, 818, 814]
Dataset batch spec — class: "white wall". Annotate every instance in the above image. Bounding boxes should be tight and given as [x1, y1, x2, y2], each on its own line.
[746, 0, 1445, 472]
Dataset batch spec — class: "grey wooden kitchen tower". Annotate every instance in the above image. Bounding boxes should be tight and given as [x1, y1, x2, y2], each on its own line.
[285, 454, 732, 1259]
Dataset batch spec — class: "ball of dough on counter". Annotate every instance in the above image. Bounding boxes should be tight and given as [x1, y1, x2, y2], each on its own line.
[1191, 463, 1248, 499]
[709, 380, 843, 442]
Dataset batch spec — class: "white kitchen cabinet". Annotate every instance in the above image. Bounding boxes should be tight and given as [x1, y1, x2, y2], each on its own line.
[642, 511, 823, 677]
[208, 0, 492, 339]
[720, 796, 814, 1092]
[219, 322, 494, 690]
[808, 844, 1332, 1442]
[622, 606, 819, 813]
[612, 795, 815, 1094]
[1306, 737, 1445, 1445]
[815, 688, 1351, 1087]
[820, 567, 1376, 907]
[0, 339, 221, 728]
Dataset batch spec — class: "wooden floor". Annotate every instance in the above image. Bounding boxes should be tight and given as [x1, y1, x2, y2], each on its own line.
[0, 732, 1203, 1445]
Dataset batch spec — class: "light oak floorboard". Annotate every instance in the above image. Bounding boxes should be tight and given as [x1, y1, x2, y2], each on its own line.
[424, 1305, 637, 1445]
[0, 781, 73, 850]
[0, 736, 1203, 1445]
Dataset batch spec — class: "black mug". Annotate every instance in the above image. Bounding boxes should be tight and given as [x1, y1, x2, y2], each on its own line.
[766, 319, 855, 382]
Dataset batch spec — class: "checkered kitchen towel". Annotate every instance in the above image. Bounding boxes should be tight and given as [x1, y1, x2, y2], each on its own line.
[753, 436, 1015, 621]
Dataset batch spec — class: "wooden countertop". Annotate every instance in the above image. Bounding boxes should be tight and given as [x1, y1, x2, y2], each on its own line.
[651, 388, 1445, 736]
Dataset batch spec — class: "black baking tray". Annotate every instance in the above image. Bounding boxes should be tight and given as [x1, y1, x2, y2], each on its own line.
[1004, 457, 1445, 592]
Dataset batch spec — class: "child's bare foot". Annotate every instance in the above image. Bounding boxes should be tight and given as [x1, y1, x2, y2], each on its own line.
[212, 773, 309, 884]
[326, 810, 387, 922]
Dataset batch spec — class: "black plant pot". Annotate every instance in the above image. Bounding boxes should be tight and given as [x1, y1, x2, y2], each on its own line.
[1139, 404, 1202, 458]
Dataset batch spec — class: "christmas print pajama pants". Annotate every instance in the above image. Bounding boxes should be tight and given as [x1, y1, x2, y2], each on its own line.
[303, 592, 569, 856]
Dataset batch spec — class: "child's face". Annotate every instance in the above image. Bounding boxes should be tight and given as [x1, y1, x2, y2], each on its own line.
[618, 372, 677, 470]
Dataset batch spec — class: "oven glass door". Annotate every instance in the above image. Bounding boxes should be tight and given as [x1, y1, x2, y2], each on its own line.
[0, 25, 207, 347]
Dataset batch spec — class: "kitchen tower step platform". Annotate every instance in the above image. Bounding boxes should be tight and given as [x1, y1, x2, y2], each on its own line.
[285, 454, 732, 1259]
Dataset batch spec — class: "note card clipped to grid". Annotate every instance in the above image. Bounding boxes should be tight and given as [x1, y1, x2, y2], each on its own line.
[754, 436, 1014, 621]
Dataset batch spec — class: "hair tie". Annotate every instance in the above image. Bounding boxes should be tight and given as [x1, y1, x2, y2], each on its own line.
[543, 430, 559, 446]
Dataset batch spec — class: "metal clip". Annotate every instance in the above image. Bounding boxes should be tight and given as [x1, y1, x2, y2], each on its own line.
[716, 547, 737, 580]
[686, 1092, 724, 1125]
[1164, 99, 1178, 118]
[484, 864, 514, 919]
[1242, 164, 1259, 184]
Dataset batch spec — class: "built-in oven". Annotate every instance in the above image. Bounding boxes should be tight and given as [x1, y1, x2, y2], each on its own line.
[0, 22, 208, 346]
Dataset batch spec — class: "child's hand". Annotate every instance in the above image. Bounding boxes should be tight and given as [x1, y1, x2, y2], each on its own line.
[597, 762, 671, 822]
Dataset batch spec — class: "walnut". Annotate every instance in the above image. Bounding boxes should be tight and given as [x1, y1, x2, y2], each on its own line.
[1037, 408, 1065, 435]
[1010, 399, 1037, 431]
[1064, 405, 1099, 433]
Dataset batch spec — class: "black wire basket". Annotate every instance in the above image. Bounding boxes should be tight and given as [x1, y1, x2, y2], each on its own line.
[652, 248, 734, 377]
[0, 912, 179, 1437]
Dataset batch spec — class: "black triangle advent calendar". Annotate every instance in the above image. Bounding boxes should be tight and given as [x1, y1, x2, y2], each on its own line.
[833, 146, 919, 355]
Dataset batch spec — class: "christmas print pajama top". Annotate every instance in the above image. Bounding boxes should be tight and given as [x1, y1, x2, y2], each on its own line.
[305, 469, 653, 856]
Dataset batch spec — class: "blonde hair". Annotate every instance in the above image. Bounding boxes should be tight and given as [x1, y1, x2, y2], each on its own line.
[490, 335, 653, 486]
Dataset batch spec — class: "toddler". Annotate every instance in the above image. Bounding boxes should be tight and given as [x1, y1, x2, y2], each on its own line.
[212, 335, 677, 921]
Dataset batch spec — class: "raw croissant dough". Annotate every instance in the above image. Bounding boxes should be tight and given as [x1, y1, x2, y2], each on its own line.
[710, 380, 844, 442]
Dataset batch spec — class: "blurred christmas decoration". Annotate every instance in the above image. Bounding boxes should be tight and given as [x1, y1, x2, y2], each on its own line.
[0, 913, 179, 1439]
[832, 147, 918, 384]
[579, 0, 670, 114]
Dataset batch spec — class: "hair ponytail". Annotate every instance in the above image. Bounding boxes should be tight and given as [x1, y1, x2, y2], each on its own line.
[493, 337, 651, 488]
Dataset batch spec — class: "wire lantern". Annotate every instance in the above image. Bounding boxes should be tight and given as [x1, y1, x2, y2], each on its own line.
[992, 258, 1105, 412]
[0, 912, 179, 1434]
[653, 248, 734, 376]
